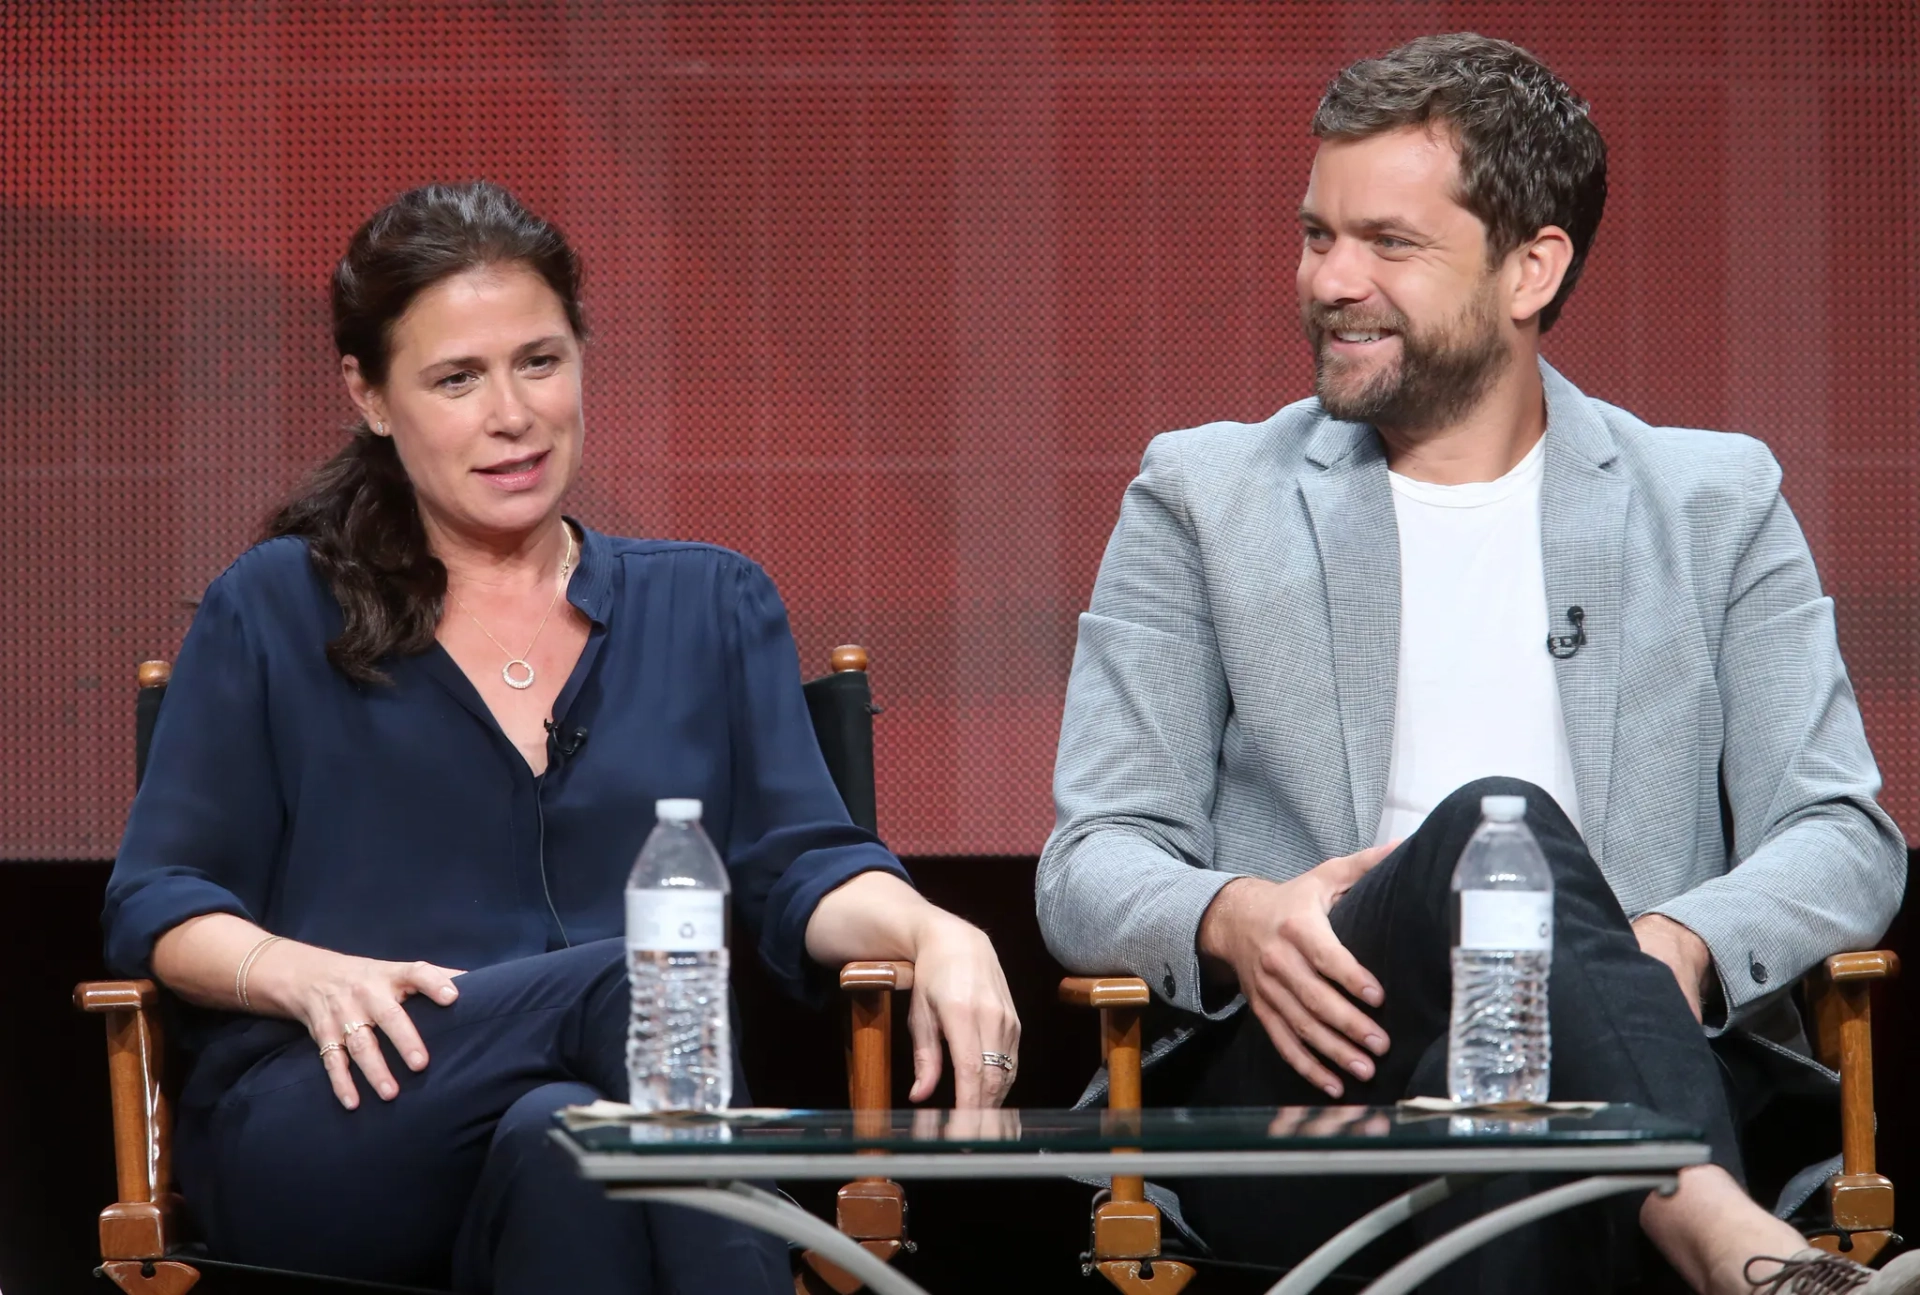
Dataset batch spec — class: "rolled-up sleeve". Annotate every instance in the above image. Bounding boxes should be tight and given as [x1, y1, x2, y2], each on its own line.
[103, 574, 283, 977]
[719, 558, 911, 1004]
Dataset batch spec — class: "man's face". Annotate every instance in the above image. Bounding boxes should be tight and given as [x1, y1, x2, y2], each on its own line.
[1296, 126, 1512, 433]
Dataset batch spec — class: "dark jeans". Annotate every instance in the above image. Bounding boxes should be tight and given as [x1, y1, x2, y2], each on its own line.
[1168, 778, 1742, 1294]
[175, 939, 789, 1295]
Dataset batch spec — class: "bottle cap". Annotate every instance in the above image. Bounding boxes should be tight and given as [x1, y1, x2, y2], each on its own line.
[655, 798, 703, 823]
[1480, 794, 1527, 822]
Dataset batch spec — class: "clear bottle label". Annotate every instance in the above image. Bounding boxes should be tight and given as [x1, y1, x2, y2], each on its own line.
[1457, 890, 1553, 951]
[626, 890, 725, 952]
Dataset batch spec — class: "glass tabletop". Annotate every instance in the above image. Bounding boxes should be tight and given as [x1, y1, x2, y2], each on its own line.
[557, 1104, 1702, 1158]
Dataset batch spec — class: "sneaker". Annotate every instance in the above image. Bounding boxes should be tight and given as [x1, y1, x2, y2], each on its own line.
[1746, 1249, 1920, 1294]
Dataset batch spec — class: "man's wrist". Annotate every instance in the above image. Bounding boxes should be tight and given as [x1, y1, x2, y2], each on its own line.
[1638, 912, 1714, 990]
[1197, 876, 1258, 981]
[1673, 918, 1713, 990]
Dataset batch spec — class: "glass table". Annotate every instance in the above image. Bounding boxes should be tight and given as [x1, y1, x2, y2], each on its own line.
[551, 1104, 1708, 1295]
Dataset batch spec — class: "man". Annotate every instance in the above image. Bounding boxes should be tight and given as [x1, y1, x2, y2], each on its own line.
[1038, 33, 1909, 1295]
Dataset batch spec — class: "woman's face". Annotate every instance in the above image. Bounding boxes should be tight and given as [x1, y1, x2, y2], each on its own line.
[345, 262, 584, 546]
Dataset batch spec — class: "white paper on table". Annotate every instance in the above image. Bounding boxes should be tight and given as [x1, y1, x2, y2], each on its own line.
[1395, 1097, 1608, 1118]
[559, 1099, 795, 1130]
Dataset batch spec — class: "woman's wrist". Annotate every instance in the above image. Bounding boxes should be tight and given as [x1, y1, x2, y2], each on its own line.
[234, 933, 285, 1009]
[804, 869, 957, 968]
[237, 937, 319, 1020]
[905, 902, 982, 963]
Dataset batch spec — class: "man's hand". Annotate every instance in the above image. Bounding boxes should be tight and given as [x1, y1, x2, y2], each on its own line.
[1197, 846, 1395, 1098]
[1631, 913, 1713, 1024]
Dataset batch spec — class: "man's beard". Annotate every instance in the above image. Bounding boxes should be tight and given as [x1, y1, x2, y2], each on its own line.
[1304, 285, 1510, 433]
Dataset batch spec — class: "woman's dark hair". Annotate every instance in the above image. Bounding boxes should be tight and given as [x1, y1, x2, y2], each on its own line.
[1312, 33, 1608, 333]
[267, 181, 586, 684]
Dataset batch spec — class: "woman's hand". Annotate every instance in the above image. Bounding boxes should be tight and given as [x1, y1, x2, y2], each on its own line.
[249, 941, 465, 1110]
[804, 870, 1022, 1110]
[150, 913, 463, 1112]
[904, 911, 1021, 1109]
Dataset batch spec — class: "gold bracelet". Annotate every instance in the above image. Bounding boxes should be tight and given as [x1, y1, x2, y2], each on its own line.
[235, 934, 285, 1010]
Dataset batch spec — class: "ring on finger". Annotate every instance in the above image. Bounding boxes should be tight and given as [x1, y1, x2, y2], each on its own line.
[341, 1020, 372, 1040]
[981, 1051, 1016, 1073]
[317, 1041, 346, 1060]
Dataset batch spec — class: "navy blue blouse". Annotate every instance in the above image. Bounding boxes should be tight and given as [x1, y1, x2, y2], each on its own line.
[103, 523, 909, 1094]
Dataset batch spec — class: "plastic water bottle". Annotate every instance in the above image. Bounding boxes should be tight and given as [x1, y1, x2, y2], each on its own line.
[1447, 794, 1553, 1104]
[626, 798, 732, 1113]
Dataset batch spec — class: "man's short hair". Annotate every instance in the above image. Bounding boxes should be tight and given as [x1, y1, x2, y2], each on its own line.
[1312, 33, 1608, 333]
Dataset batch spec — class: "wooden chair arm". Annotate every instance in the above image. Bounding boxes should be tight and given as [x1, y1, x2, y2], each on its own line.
[1059, 974, 1191, 1278]
[1057, 974, 1154, 1215]
[1058, 976, 1150, 1009]
[1802, 947, 1899, 1261]
[804, 963, 914, 1291]
[838, 963, 912, 1114]
[77, 979, 161, 1013]
[1825, 950, 1899, 983]
[74, 977, 185, 1268]
[839, 961, 913, 992]
[1807, 951, 1897, 1173]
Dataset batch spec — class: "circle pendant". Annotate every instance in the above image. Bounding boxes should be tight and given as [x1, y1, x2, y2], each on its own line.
[502, 659, 536, 690]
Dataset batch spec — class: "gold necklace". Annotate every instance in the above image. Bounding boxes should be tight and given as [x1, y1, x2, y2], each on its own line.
[447, 524, 576, 691]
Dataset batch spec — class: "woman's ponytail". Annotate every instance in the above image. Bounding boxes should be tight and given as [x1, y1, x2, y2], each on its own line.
[266, 426, 443, 685]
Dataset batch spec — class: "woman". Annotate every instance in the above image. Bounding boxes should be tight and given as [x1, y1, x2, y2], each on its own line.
[103, 181, 1021, 1294]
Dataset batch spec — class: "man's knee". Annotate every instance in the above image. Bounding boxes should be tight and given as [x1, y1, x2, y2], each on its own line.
[1430, 777, 1577, 838]
[1415, 777, 1607, 898]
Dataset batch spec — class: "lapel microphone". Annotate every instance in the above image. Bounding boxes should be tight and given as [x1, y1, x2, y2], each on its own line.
[544, 718, 589, 764]
[1546, 605, 1587, 659]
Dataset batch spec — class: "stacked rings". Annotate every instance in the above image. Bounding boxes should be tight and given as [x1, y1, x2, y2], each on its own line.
[981, 1051, 1016, 1073]
[317, 1041, 346, 1059]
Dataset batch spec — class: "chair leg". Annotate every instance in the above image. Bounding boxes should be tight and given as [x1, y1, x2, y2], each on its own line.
[796, 1178, 910, 1294]
[1087, 1004, 1194, 1295]
[99, 1260, 200, 1295]
[1805, 953, 1900, 1265]
[1807, 1174, 1897, 1265]
[801, 971, 913, 1294]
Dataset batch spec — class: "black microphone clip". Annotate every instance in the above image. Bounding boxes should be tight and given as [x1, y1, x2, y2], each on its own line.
[544, 718, 588, 760]
[1546, 605, 1587, 659]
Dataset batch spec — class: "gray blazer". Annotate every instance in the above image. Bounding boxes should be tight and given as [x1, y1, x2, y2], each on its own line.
[1038, 360, 1904, 1046]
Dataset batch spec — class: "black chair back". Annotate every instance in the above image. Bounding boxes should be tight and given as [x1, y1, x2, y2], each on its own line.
[801, 645, 879, 835]
[134, 662, 170, 788]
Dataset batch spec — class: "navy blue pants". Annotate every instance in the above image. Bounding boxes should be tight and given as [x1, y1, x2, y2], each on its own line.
[175, 939, 790, 1294]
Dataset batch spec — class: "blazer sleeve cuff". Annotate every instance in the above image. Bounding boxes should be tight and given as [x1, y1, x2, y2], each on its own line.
[1048, 855, 1241, 1019]
[1647, 891, 1786, 1035]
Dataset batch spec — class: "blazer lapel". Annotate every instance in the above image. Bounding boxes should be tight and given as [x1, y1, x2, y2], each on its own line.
[1298, 421, 1400, 848]
[1539, 362, 1629, 861]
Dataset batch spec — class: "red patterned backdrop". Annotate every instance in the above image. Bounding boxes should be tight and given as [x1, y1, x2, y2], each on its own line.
[4, 1, 1916, 859]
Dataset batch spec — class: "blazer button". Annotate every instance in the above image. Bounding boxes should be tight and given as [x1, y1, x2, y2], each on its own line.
[1750, 959, 1769, 985]
[1162, 966, 1177, 998]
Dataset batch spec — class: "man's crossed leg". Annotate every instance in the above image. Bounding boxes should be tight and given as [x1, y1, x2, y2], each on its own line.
[1169, 777, 1905, 1294]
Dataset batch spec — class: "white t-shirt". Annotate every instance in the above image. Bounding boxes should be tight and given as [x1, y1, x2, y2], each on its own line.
[1371, 436, 1583, 846]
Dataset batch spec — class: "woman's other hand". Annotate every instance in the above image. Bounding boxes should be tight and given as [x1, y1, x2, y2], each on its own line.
[152, 912, 464, 1110]
[904, 911, 1019, 1109]
[804, 870, 1022, 1110]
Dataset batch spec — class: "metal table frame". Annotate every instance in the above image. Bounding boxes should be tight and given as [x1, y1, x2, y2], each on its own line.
[555, 1131, 1708, 1295]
